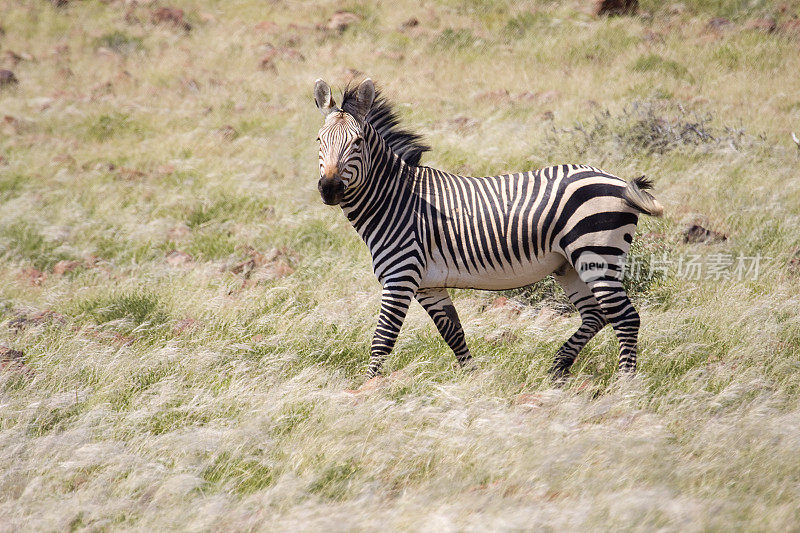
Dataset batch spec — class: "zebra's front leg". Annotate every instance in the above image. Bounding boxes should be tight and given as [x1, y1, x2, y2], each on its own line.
[367, 285, 416, 378]
[415, 287, 473, 370]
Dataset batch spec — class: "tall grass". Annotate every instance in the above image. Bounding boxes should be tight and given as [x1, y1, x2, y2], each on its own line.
[1, 0, 800, 529]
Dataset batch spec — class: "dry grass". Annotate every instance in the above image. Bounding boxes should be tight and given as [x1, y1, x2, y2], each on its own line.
[2, 0, 800, 530]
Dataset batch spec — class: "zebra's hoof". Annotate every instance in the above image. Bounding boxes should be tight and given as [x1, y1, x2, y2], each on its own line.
[549, 367, 572, 387]
[458, 359, 477, 374]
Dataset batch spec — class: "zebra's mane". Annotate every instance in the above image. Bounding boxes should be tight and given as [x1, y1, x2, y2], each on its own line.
[341, 85, 430, 167]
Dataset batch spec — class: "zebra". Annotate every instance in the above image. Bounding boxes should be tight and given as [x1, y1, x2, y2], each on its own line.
[313, 78, 663, 381]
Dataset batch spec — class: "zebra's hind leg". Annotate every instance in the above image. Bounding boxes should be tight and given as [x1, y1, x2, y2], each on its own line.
[551, 267, 607, 381]
[583, 276, 640, 374]
[416, 287, 473, 370]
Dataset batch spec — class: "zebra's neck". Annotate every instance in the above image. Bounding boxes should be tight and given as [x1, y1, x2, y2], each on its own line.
[340, 125, 417, 244]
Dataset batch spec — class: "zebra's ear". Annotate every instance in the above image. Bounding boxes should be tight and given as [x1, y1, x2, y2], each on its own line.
[350, 78, 375, 123]
[314, 79, 337, 117]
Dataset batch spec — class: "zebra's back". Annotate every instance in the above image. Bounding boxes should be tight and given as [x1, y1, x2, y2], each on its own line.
[416, 164, 635, 290]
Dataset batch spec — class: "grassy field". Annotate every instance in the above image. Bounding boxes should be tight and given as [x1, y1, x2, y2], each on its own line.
[2, 0, 800, 530]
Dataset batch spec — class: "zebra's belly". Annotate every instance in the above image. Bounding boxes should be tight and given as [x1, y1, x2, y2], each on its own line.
[420, 252, 566, 291]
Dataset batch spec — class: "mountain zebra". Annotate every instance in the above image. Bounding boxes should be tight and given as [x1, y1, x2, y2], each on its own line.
[313, 78, 663, 381]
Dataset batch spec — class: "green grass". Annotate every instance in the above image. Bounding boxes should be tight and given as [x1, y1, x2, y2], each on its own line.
[2, 0, 800, 530]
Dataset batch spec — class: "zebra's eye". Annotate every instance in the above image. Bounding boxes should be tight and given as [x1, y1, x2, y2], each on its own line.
[353, 138, 363, 147]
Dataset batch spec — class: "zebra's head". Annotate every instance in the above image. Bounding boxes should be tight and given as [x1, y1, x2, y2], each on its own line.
[313, 78, 375, 206]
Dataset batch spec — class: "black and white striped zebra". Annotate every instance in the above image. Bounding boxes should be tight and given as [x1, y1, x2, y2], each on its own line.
[314, 78, 664, 381]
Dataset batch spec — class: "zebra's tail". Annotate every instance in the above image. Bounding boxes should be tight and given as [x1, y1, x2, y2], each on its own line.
[623, 176, 663, 217]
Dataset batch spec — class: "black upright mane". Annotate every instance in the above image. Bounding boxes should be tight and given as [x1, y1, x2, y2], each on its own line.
[341, 85, 430, 167]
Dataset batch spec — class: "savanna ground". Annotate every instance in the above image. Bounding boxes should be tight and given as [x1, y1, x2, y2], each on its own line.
[2, 0, 800, 530]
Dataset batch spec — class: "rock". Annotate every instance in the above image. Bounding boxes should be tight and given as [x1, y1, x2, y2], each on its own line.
[20, 267, 46, 286]
[217, 125, 238, 141]
[400, 17, 419, 30]
[706, 17, 733, 32]
[172, 318, 197, 335]
[259, 47, 305, 70]
[515, 91, 539, 102]
[475, 89, 510, 103]
[447, 116, 478, 130]
[789, 250, 800, 276]
[230, 258, 257, 276]
[52, 260, 81, 276]
[151, 7, 192, 31]
[327, 11, 360, 32]
[683, 224, 727, 244]
[0, 70, 18, 87]
[8, 310, 66, 331]
[592, 0, 638, 16]
[117, 167, 147, 180]
[343, 372, 406, 395]
[779, 19, 800, 37]
[232, 246, 297, 283]
[0, 346, 34, 377]
[254, 21, 279, 32]
[744, 17, 777, 33]
[4, 51, 32, 66]
[167, 225, 191, 241]
[667, 2, 686, 14]
[491, 296, 510, 308]
[488, 296, 523, 314]
[642, 30, 665, 43]
[531, 306, 562, 330]
[165, 250, 193, 266]
[539, 90, 560, 103]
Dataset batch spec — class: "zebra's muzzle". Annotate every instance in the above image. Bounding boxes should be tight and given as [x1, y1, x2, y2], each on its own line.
[318, 176, 345, 205]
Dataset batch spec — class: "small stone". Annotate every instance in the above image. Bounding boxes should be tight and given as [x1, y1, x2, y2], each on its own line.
[259, 47, 305, 70]
[167, 225, 191, 241]
[539, 90, 560, 103]
[151, 7, 192, 31]
[165, 250, 193, 266]
[172, 318, 197, 335]
[218, 125, 238, 141]
[779, 19, 800, 37]
[592, 0, 638, 16]
[254, 21, 279, 32]
[400, 17, 419, 30]
[0, 346, 33, 377]
[744, 17, 777, 33]
[20, 267, 46, 286]
[475, 89, 510, 103]
[0, 70, 18, 87]
[706, 17, 733, 32]
[327, 11, 360, 32]
[683, 224, 727, 244]
[52, 260, 81, 276]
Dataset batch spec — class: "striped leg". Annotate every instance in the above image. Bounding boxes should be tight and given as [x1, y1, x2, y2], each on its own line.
[416, 288, 473, 368]
[584, 277, 640, 373]
[550, 267, 607, 379]
[368, 286, 415, 378]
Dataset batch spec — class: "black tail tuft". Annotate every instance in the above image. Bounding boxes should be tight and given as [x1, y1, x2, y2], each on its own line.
[623, 176, 663, 217]
[632, 175, 655, 190]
